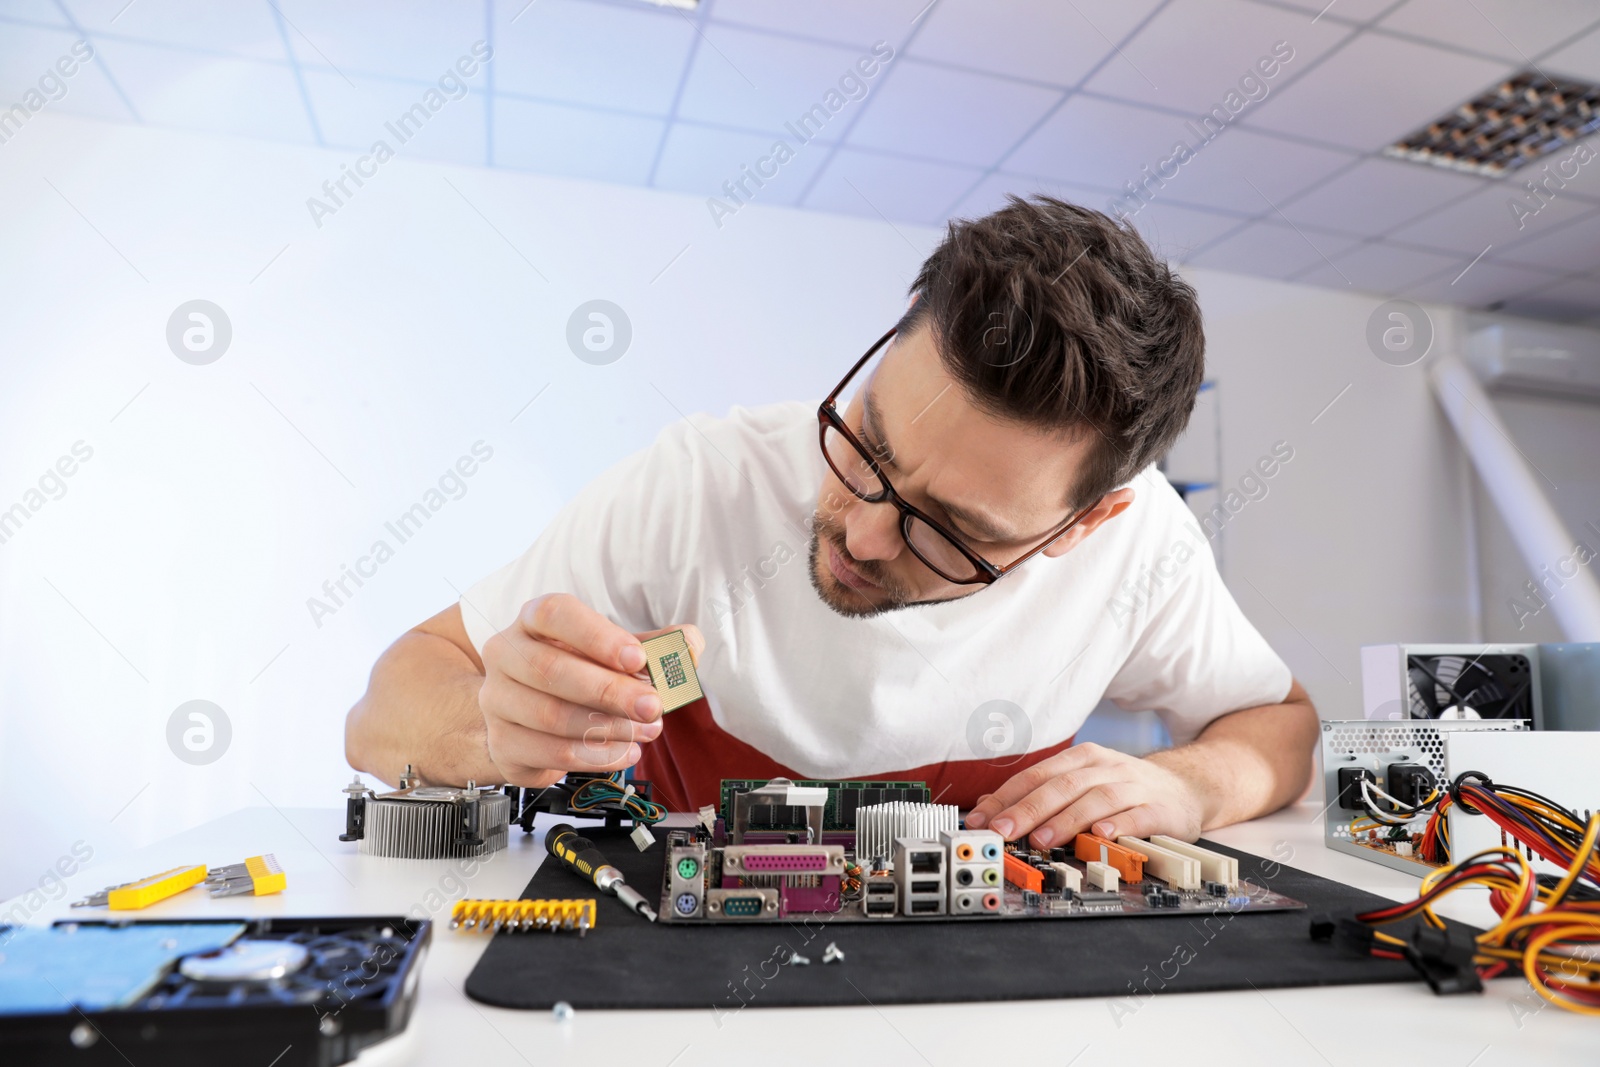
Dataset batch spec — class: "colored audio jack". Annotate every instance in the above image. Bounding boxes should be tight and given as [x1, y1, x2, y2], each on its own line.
[545, 822, 658, 922]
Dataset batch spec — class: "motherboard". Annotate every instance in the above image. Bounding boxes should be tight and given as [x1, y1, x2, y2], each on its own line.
[658, 778, 1304, 924]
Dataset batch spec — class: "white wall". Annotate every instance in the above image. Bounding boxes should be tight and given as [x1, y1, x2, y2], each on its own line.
[1474, 391, 1600, 643]
[0, 113, 1480, 899]
[1188, 270, 1478, 712]
[0, 113, 939, 901]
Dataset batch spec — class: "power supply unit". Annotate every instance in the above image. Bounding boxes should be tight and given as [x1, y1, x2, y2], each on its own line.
[1320, 718, 1529, 875]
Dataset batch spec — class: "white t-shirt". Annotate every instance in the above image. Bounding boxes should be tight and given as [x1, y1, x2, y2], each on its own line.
[460, 402, 1291, 779]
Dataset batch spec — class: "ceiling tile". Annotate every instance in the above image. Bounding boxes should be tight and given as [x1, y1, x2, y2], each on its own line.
[845, 58, 1062, 166]
[908, 0, 1165, 88]
[64, 0, 284, 60]
[1082, 0, 1350, 115]
[1376, 0, 1600, 63]
[1260, 0, 1396, 20]
[1186, 221, 1362, 278]
[271, 0, 484, 82]
[1494, 207, 1600, 273]
[493, 95, 662, 185]
[1158, 126, 1359, 215]
[709, 0, 930, 51]
[1, 1, 70, 26]
[1004, 94, 1192, 191]
[1245, 32, 1513, 151]
[1543, 24, 1600, 80]
[1390, 182, 1598, 256]
[804, 147, 984, 225]
[650, 122, 831, 206]
[1497, 273, 1600, 322]
[1292, 241, 1461, 293]
[1279, 156, 1486, 237]
[301, 69, 485, 167]
[675, 24, 882, 141]
[0, 22, 129, 124]
[1127, 201, 1247, 260]
[1400, 259, 1560, 306]
[492, 0, 693, 114]
[946, 172, 1117, 221]
[89, 38, 313, 141]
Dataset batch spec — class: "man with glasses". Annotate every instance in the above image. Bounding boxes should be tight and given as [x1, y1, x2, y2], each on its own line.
[346, 196, 1317, 849]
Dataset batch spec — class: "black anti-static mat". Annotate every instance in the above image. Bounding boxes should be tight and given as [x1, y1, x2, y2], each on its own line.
[464, 829, 1477, 1011]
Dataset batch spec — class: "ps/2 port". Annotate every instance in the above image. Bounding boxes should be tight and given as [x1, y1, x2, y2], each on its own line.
[674, 893, 699, 916]
[676, 857, 700, 880]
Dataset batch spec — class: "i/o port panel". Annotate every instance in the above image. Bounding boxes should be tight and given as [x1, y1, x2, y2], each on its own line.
[893, 838, 947, 916]
[706, 887, 779, 919]
[941, 829, 1003, 916]
[723, 844, 845, 874]
[656, 780, 1306, 924]
[667, 838, 707, 919]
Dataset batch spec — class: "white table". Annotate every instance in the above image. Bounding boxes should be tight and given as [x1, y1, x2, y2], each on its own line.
[6, 801, 1594, 1066]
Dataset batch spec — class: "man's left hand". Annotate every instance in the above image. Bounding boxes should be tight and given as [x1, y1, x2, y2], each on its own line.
[964, 742, 1204, 848]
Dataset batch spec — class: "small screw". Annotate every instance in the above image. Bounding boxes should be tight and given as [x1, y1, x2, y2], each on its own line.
[787, 951, 810, 966]
[553, 1001, 574, 1021]
[822, 942, 844, 964]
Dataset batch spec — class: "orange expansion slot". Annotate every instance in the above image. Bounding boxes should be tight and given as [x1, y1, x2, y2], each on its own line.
[1074, 833, 1146, 884]
[1002, 851, 1043, 893]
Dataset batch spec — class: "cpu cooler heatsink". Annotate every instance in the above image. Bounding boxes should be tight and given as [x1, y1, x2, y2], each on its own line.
[340, 766, 511, 859]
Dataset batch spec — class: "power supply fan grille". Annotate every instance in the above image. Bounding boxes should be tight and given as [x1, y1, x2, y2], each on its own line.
[360, 791, 510, 858]
[1406, 653, 1534, 720]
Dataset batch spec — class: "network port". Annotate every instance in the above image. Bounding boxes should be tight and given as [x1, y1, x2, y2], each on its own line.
[894, 838, 948, 916]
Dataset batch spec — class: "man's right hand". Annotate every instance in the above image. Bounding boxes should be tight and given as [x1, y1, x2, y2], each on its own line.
[478, 593, 703, 787]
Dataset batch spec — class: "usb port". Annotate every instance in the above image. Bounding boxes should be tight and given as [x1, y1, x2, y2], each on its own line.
[910, 899, 940, 914]
[911, 880, 940, 894]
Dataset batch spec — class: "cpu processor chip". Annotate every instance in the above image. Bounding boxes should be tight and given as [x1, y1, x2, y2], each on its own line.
[641, 629, 702, 712]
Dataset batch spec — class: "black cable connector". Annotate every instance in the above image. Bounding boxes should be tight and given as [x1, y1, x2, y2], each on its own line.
[1403, 927, 1484, 996]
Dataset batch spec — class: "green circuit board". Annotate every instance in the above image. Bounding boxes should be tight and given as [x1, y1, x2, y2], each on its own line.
[718, 778, 931, 831]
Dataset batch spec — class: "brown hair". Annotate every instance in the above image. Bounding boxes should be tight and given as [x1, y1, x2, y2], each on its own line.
[898, 195, 1205, 509]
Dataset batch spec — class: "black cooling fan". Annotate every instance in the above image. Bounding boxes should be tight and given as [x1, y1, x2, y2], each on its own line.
[1407, 652, 1535, 720]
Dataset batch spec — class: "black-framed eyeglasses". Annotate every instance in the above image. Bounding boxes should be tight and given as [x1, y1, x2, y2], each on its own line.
[817, 327, 1099, 586]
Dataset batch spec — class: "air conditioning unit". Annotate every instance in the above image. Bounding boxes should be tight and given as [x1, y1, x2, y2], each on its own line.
[1466, 317, 1600, 400]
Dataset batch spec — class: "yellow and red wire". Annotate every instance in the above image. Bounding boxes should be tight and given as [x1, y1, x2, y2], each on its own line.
[1350, 772, 1600, 1016]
